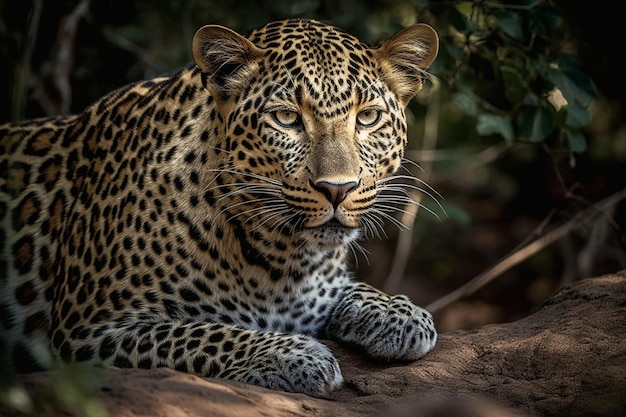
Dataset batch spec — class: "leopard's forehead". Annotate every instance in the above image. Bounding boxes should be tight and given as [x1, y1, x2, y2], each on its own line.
[248, 19, 366, 49]
[247, 19, 384, 117]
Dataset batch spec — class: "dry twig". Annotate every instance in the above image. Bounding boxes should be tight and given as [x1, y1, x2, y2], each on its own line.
[11, 0, 43, 121]
[426, 187, 626, 312]
[30, 0, 91, 115]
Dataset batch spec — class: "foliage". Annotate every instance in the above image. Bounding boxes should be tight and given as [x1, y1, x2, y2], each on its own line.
[0, 0, 597, 153]
[424, 0, 596, 152]
[1, 363, 106, 417]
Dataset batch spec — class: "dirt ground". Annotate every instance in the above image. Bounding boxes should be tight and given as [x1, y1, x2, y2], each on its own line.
[4, 271, 626, 417]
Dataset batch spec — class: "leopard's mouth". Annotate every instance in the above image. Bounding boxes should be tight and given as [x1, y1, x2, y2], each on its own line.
[323, 218, 355, 229]
[299, 218, 361, 247]
[305, 218, 356, 230]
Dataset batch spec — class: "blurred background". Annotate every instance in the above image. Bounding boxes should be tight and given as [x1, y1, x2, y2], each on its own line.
[1, 0, 624, 332]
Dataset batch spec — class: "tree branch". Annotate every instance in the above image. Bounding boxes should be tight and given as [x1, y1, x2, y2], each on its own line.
[34, 0, 91, 115]
[11, 0, 43, 121]
[426, 187, 626, 312]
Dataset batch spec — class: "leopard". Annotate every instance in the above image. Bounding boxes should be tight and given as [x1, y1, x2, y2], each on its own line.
[0, 18, 439, 397]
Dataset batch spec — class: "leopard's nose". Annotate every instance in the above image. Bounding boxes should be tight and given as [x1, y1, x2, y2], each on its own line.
[311, 179, 358, 208]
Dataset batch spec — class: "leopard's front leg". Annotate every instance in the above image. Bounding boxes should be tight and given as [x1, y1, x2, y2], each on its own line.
[326, 283, 437, 361]
[54, 320, 342, 397]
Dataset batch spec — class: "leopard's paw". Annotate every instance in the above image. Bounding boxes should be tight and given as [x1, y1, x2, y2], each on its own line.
[329, 290, 437, 361]
[237, 334, 342, 397]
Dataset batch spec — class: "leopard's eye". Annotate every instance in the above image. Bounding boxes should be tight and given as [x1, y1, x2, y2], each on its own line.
[272, 109, 301, 127]
[356, 109, 382, 127]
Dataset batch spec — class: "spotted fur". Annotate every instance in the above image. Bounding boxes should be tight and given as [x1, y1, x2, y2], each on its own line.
[0, 19, 438, 396]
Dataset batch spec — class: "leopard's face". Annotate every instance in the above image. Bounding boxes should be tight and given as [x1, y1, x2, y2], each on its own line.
[192, 19, 438, 248]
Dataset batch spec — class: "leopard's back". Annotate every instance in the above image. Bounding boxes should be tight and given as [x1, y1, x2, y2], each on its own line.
[0, 77, 171, 369]
[1, 115, 81, 368]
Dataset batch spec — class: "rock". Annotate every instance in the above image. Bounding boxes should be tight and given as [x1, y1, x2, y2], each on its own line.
[4, 271, 626, 417]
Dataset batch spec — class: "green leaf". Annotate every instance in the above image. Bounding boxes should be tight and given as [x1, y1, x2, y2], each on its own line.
[546, 67, 595, 108]
[494, 11, 524, 41]
[556, 52, 581, 71]
[565, 129, 587, 153]
[502, 67, 528, 103]
[449, 4, 474, 32]
[453, 92, 478, 116]
[519, 105, 554, 142]
[522, 93, 540, 106]
[529, 5, 563, 39]
[565, 105, 591, 129]
[562, 68, 597, 103]
[477, 113, 514, 142]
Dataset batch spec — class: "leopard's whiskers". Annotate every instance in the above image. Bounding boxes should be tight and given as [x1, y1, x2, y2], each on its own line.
[369, 163, 445, 233]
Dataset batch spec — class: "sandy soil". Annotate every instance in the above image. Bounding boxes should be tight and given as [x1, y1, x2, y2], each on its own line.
[4, 271, 626, 417]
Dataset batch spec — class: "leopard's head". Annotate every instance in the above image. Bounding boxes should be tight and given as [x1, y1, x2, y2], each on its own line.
[192, 19, 438, 247]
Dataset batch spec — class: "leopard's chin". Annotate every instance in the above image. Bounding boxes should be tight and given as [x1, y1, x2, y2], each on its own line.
[301, 219, 361, 247]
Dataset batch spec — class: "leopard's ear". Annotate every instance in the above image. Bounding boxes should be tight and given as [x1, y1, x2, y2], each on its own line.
[192, 25, 264, 98]
[376, 24, 439, 107]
